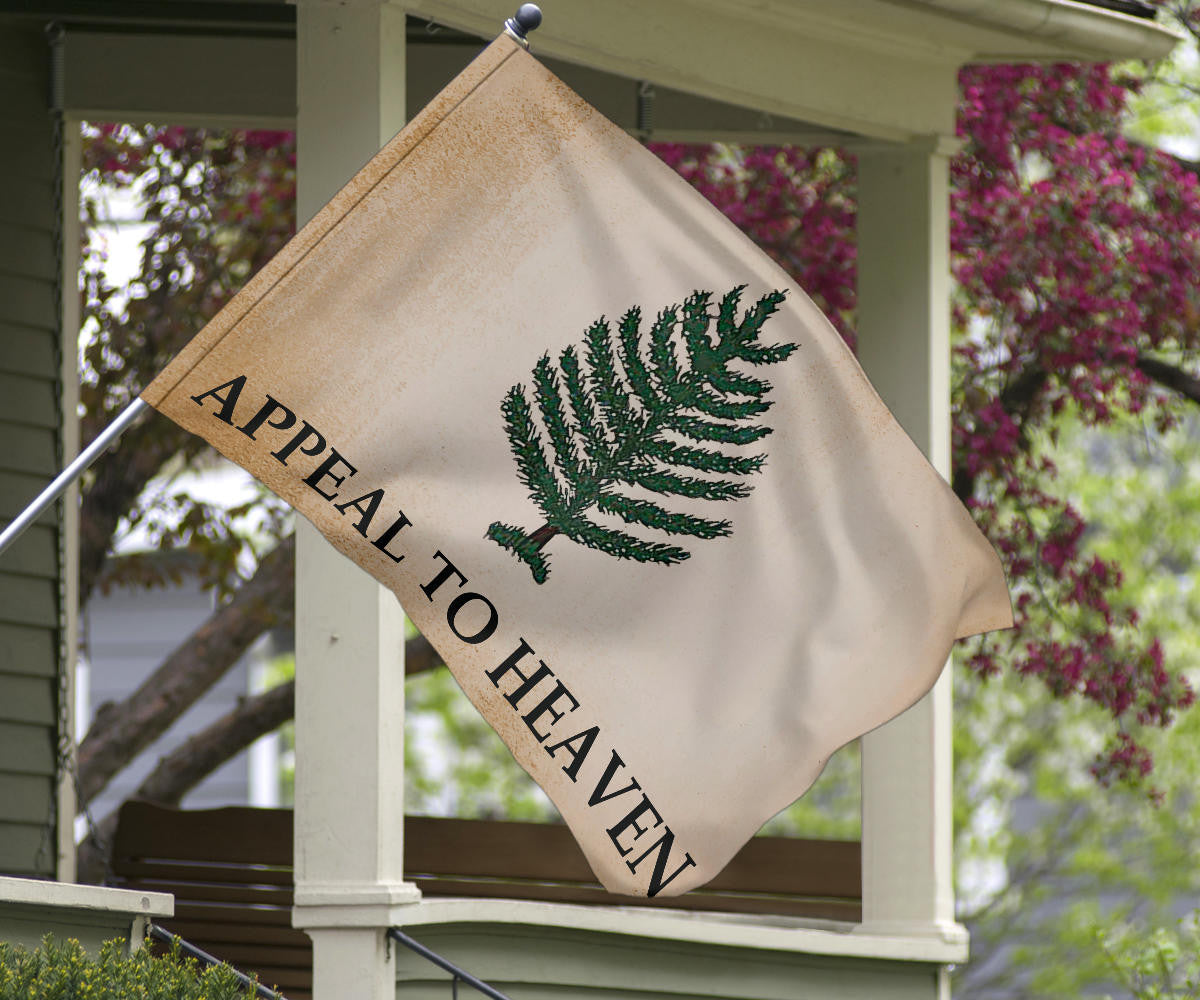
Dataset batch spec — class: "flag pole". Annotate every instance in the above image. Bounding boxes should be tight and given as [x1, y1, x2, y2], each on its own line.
[0, 396, 149, 557]
[0, 5, 544, 561]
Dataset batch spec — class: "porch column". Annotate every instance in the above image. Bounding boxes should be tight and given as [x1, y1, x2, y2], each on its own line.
[855, 139, 964, 958]
[290, 3, 419, 999]
[58, 108, 83, 884]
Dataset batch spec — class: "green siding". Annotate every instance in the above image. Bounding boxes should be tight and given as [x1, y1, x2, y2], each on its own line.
[0, 575, 57, 629]
[0, 140, 55, 188]
[395, 924, 941, 1000]
[0, 325, 57, 378]
[0, 469, 59, 520]
[0, 178, 54, 230]
[0, 774, 55, 823]
[0, 624, 56, 678]
[0, 372, 57, 429]
[0, 282, 56, 347]
[0, 823, 48, 875]
[0, 524, 57, 580]
[0, 25, 45, 78]
[0, 21, 61, 880]
[0, 59, 45, 113]
[0, 675, 55, 726]
[0, 723, 55, 777]
[0, 426, 58, 476]
[0, 228, 55, 281]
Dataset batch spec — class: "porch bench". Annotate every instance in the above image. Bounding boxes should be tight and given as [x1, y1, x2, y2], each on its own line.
[110, 800, 861, 999]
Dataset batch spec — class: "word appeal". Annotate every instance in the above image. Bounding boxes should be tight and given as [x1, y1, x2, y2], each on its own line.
[189, 374, 698, 897]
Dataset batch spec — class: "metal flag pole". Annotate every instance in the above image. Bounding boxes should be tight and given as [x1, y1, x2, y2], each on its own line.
[0, 397, 148, 557]
[0, 4, 543, 562]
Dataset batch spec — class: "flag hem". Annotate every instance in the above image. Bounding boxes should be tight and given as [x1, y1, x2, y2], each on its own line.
[140, 35, 522, 409]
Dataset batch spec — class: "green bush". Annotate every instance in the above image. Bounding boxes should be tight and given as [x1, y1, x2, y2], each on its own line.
[0, 935, 260, 1000]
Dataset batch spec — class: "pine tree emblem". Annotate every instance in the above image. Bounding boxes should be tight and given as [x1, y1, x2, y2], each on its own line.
[486, 285, 797, 584]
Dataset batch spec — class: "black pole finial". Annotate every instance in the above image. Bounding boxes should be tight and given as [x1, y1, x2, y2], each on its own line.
[504, 4, 542, 46]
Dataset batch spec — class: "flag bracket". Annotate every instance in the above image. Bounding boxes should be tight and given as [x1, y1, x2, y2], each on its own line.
[503, 3, 542, 48]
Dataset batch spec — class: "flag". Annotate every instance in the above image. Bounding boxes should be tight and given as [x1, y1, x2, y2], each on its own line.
[142, 34, 1012, 898]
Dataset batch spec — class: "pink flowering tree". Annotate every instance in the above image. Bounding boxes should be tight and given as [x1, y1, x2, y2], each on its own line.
[79, 125, 296, 606]
[654, 53, 1200, 788]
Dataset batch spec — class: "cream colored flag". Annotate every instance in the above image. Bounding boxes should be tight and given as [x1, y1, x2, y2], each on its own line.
[143, 35, 1011, 897]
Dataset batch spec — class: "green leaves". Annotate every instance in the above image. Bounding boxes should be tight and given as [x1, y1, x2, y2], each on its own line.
[0, 936, 261, 1000]
[487, 285, 798, 583]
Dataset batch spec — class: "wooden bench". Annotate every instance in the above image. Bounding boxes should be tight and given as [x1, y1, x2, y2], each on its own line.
[111, 801, 861, 999]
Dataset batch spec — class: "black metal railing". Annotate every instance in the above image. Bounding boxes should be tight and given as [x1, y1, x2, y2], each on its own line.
[148, 923, 285, 1000]
[146, 921, 513, 999]
[389, 927, 514, 1000]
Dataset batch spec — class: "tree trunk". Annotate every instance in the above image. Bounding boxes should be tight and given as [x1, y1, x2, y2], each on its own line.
[75, 633, 445, 882]
[79, 416, 207, 607]
[77, 533, 296, 808]
[404, 632, 439, 675]
[139, 682, 296, 805]
[1137, 354, 1200, 406]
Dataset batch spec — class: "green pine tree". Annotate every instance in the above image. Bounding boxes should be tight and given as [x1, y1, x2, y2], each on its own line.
[486, 285, 797, 584]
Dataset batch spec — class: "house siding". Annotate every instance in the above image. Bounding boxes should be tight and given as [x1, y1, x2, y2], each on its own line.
[395, 924, 942, 1000]
[82, 580, 258, 820]
[0, 20, 63, 879]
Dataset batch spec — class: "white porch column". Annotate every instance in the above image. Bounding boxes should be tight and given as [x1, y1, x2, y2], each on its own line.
[58, 114, 82, 883]
[291, 4, 419, 999]
[855, 139, 964, 954]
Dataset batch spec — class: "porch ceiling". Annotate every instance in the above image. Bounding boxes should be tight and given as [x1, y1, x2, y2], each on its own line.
[407, 0, 1180, 139]
[2, 0, 1183, 140]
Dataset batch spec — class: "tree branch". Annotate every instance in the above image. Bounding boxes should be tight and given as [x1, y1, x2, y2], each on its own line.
[954, 355, 1200, 504]
[90, 630, 439, 815]
[405, 632, 438, 676]
[953, 364, 1048, 503]
[138, 681, 296, 806]
[1136, 354, 1200, 406]
[79, 414, 207, 607]
[75, 631, 443, 882]
[77, 533, 296, 807]
[108, 634, 438, 802]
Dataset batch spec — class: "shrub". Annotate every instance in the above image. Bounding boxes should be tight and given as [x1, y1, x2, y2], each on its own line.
[0, 934, 260, 999]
